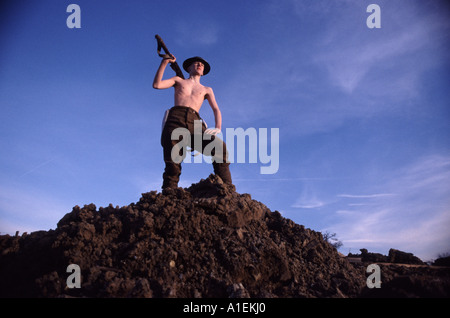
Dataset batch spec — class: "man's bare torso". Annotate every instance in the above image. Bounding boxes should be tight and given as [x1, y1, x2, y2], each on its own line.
[153, 56, 221, 130]
[174, 77, 209, 112]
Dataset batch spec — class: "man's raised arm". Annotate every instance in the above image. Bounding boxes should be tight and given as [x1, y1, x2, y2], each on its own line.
[153, 56, 178, 89]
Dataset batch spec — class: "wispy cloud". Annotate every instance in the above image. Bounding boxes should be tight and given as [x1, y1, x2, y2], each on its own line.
[337, 193, 395, 199]
[314, 1, 450, 96]
[224, 1, 450, 139]
[292, 200, 325, 209]
[0, 184, 72, 234]
[18, 158, 55, 179]
[175, 20, 219, 47]
[292, 184, 328, 209]
[328, 154, 450, 260]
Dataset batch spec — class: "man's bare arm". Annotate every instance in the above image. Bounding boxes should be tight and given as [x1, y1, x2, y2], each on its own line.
[153, 57, 178, 89]
[205, 87, 222, 133]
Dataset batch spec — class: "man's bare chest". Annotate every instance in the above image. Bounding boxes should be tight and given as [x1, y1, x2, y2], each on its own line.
[176, 81, 206, 99]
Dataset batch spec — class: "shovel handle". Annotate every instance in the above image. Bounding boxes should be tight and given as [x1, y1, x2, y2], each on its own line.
[155, 34, 185, 79]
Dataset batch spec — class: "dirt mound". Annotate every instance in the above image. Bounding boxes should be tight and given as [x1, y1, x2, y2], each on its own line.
[0, 175, 365, 298]
[359, 263, 450, 298]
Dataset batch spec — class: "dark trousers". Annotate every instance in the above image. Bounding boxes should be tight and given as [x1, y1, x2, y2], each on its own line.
[160, 106, 232, 189]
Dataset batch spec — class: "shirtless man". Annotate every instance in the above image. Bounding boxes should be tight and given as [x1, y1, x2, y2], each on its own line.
[153, 55, 232, 190]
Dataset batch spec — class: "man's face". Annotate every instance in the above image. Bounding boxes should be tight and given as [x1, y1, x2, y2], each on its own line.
[189, 61, 204, 76]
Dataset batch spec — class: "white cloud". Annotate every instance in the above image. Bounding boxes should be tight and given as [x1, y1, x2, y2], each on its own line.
[266, 1, 450, 139]
[0, 184, 72, 234]
[329, 154, 450, 260]
[292, 200, 325, 209]
[292, 183, 328, 209]
[337, 193, 395, 199]
[314, 1, 450, 96]
[317, 24, 415, 94]
[175, 20, 219, 46]
[219, 1, 450, 140]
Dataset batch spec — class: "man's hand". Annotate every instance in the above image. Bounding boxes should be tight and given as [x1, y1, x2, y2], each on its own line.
[163, 54, 176, 64]
[204, 128, 221, 136]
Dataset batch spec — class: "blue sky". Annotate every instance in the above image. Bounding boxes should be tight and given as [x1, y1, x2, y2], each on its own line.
[1, 0, 449, 261]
